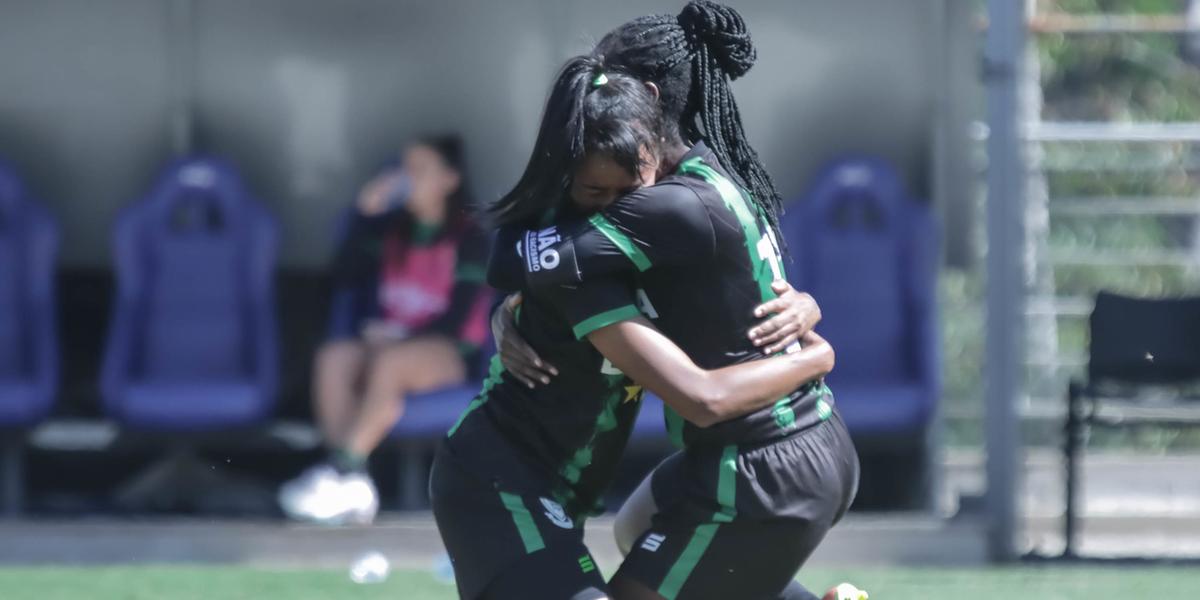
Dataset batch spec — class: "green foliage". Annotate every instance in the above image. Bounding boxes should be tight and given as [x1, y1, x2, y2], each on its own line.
[1043, 0, 1184, 15]
[946, 0, 1200, 449]
[1041, 33, 1200, 121]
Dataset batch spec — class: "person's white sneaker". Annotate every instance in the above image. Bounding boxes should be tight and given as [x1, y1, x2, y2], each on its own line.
[336, 472, 380, 525]
[279, 465, 379, 525]
[279, 464, 341, 520]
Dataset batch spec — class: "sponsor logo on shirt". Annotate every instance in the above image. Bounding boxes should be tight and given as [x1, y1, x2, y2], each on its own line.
[578, 555, 596, 574]
[540, 497, 574, 529]
[524, 227, 562, 272]
[641, 533, 666, 552]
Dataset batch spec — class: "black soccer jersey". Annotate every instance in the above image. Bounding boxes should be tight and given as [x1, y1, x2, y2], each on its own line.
[523, 142, 833, 448]
[444, 224, 645, 519]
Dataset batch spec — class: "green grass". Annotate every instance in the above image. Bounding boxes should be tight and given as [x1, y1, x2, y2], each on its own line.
[0, 565, 1197, 599]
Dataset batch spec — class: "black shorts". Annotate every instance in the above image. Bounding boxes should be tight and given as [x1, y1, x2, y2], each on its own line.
[616, 410, 859, 600]
[430, 441, 609, 600]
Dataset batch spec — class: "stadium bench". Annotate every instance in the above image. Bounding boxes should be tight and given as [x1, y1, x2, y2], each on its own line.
[1062, 292, 1200, 558]
[784, 156, 941, 510]
[0, 160, 60, 515]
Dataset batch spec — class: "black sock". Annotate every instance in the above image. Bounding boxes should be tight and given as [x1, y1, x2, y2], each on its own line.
[329, 448, 368, 475]
[776, 580, 820, 600]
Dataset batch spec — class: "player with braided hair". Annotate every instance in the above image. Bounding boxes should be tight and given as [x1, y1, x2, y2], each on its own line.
[596, 0, 785, 239]
[489, 2, 867, 599]
[433, 56, 841, 600]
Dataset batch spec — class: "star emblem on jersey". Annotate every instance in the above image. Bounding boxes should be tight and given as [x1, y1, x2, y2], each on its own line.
[624, 386, 643, 403]
[539, 497, 574, 529]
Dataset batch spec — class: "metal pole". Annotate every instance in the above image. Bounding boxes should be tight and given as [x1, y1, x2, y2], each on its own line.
[983, 0, 1026, 562]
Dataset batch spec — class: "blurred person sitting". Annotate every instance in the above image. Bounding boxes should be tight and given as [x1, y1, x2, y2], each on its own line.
[280, 135, 490, 524]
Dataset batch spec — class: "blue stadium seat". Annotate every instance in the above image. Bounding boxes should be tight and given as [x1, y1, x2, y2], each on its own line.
[100, 158, 279, 430]
[784, 156, 939, 438]
[0, 161, 59, 427]
[783, 157, 940, 509]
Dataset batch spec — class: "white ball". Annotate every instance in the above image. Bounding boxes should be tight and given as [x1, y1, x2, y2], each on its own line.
[349, 551, 390, 584]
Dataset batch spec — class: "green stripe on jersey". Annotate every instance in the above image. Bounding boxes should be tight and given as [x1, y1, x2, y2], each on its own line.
[677, 157, 777, 302]
[572, 304, 641, 339]
[559, 374, 625, 486]
[588, 213, 652, 271]
[680, 157, 812, 427]
[446, 355, 505, 437]
[498, 492, 545, 553]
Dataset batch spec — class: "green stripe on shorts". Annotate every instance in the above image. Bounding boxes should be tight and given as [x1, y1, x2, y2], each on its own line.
[498, 492, 545, 553]
[657, 523, 720, 600]
[715, 445, 738, 522]
[656, 445, 739, 599]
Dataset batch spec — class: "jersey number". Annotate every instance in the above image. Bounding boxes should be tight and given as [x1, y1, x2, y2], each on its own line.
[756, 232, 784, 282]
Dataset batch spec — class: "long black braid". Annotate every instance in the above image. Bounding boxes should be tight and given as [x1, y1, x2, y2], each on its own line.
[595, 0, 785, 239]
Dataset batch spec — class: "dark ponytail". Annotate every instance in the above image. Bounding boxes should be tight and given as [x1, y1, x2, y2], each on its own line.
[595, 0, 784, 241]
[491, 57, 667, 226]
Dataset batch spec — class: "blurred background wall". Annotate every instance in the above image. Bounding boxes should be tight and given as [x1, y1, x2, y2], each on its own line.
[0, 0, 977, 269]
[0, 0, 977, 424]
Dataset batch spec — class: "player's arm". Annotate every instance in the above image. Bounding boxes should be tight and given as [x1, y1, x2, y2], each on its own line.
[494, 279, 823, 388]
[587, 320, 833, 428]
[558, 276, 833, 428]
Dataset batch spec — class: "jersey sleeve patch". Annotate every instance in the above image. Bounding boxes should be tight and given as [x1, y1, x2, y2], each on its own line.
[522, 225, 582, 286]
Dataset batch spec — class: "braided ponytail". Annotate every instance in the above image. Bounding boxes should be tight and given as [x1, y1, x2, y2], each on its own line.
[596, 0, 785, 239]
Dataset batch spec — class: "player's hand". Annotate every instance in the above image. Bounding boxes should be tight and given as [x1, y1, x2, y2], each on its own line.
[492, 293, 558, 388]
[357, 170, 406, 216]
[748, 280, 821, 355]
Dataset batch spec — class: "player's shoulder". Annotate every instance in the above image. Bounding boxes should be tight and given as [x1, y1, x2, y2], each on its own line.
[603, 177, 711, 227]
[632, 176, 707, 204]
